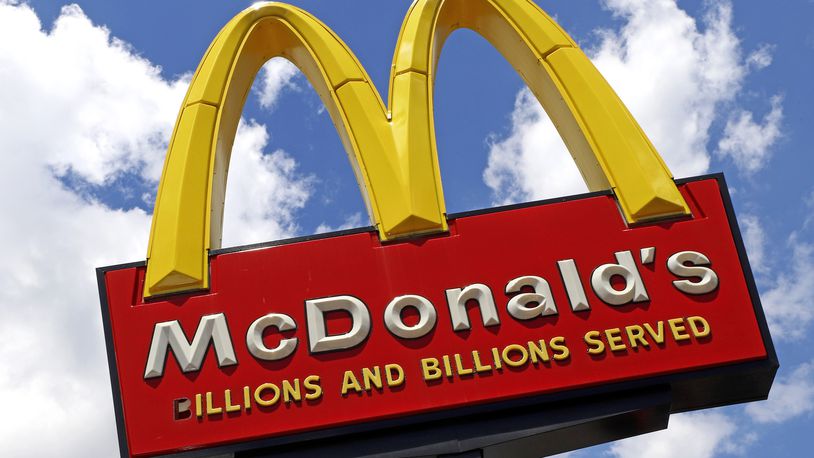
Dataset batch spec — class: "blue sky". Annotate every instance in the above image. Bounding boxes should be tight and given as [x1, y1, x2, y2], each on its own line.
[0, 0, 811, 456]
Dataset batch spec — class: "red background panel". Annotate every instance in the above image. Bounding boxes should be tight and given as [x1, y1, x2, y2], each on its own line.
[100, 177, 770, 457]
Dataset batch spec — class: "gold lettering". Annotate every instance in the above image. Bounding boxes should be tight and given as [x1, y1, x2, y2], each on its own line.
[605, 328, 626, 352]
[224, 389, 241, 413]
[687, 316, 711, 338]
[421, 358, 442, 380]
[668, 318, 690, 341]
[243, 386, 252, 410]
[491, 347, 503, 369]
[625, 325, 649, 348]
[442, 354, 453, 377]
[341, 370, 362, 395]
[454, 353, 474, 375]
[502, 344, 529, 367]
[195, 393, 203, 418]
[584, 331, 605, 355]
[385, 364, 405, 387]
[362, 366, 383, 390]
[550, 336, 570, 361]
[254, 383, 280, 407]
[205, 391, 222, 415]
[282, 378, 302, 402]
[527, 340, 550, 363]
[472, 350, 492, 372]
[644, 322, 665, 344]
[304, 375, 322, 400]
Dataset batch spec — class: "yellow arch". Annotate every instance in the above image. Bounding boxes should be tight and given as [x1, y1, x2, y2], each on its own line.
[392, 0, 688, 219]
[144, 0, 689, 297]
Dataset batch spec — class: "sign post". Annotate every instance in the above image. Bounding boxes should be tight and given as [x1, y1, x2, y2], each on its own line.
[98, 1, 777, 457]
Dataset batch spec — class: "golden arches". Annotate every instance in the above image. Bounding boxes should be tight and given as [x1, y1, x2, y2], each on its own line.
[144, 0, 689, 297]
[392, 0, 688, 220]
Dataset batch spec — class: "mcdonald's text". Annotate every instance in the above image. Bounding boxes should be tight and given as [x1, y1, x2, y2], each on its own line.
[142, 247, 718, 380]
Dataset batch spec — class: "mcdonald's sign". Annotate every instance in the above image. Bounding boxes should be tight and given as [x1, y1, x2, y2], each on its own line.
[97, 1, 777, 457]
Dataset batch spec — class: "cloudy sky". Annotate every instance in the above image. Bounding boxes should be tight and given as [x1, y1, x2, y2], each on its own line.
[0, 0, 812, 456]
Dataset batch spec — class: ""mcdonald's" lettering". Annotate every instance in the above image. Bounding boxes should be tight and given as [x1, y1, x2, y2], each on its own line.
[142, 247, 719, 379]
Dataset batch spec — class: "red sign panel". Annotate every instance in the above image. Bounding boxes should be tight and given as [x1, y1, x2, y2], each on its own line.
[98, 176, 776, 457]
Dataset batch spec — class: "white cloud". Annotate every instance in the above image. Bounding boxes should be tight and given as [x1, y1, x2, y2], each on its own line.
[222, 120, 312, 247]
[731, 213, 814, 341]
[315, 212, 366, 234]
[0, 2, 303, 455]
[0, 192, 148, 457]
[740, 214, 768, 274]
[484, 0, 781, 204]
[256, 58, 300, 111]
[484, 89, 584, 204]
[760, 235, 814, 341]
[746, 43, 774, 70]
[0, 2, 189, 185]
[609, 411, 739, 458]
[805, 190, 814, 230]
[717, 95, 783, 174]
[746, 360, 814, 424]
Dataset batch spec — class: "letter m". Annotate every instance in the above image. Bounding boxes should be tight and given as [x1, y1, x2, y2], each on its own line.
[143, 313, 237, 379]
